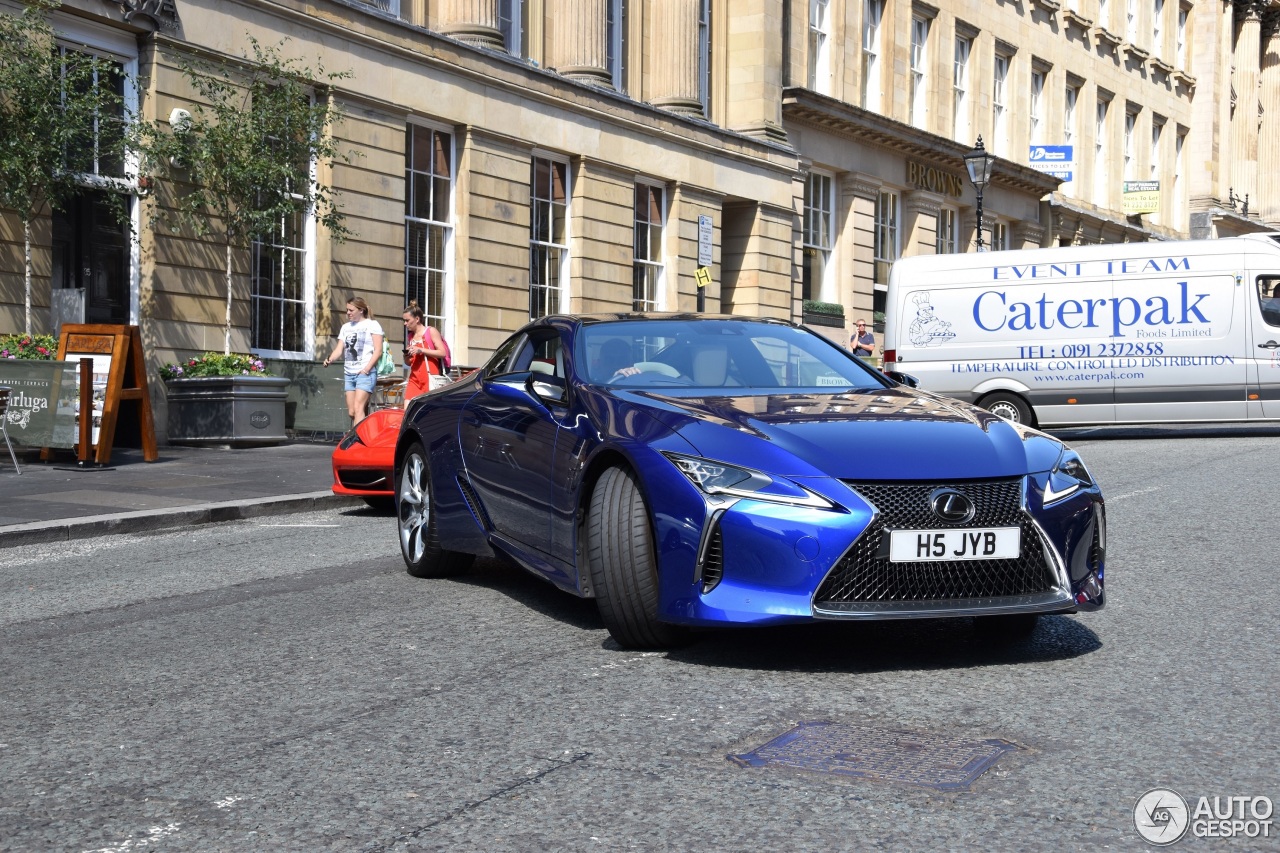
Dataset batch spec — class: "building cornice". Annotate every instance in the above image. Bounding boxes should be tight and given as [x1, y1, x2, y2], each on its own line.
[781, 88, 1062, 197]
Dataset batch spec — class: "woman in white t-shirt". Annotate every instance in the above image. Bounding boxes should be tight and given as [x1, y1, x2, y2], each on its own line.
[322, 296, 385, 425]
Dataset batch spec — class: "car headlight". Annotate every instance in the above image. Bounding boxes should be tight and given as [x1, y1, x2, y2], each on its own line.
[663, 452, 834, 509]
[338, 429, 364, 451]
[1043, 448, 1094, 505]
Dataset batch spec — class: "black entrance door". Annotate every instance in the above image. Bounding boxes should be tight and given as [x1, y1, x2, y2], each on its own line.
[51, 190, 130, 325]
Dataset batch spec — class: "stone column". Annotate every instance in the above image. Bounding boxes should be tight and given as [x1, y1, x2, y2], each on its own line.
[903, 191, 943, 255]
[439, 0, 503, 51]
[842, 174, 883, 321]
[1259, 14, 1280, 224]
[548, 0, 610, 85]
[650, 0, 703, 116]
[1230, 0, 1262, 207]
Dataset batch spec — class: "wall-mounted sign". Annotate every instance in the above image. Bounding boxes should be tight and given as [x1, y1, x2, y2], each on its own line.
[1123, 180, 1160, 214]
[906, 161, 965, 197]
[1028, 145, 1074, 181]
[698, 214, 713, 267]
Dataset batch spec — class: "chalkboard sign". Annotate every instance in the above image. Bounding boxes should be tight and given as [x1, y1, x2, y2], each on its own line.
[52, 324, 157, 464]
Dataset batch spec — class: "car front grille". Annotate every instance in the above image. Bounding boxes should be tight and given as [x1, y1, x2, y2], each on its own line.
[814, 479, 1058, 607]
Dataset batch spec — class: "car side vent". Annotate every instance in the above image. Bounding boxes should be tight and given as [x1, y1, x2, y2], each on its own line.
[455, 475, 492, 530]
[699, 523, 724, 594]
[1087, 517, 1104, 575]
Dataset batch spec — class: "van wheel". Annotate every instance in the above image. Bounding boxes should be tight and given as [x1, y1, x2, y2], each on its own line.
[982, 392, 1033, 425]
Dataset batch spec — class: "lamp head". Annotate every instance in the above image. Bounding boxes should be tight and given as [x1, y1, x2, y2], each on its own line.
[964, 136, 996, 190]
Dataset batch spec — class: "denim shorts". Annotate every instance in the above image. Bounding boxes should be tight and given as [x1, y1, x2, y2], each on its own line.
[344, 371, 376, 393]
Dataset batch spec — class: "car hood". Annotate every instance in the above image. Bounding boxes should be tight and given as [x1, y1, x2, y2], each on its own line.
[628, 387, 1063, 480]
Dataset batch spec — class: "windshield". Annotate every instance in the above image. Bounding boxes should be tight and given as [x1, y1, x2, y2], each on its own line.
[578, 319, 890, 391]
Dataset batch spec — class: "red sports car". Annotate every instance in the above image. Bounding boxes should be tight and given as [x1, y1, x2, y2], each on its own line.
[331, 407, 403, 508]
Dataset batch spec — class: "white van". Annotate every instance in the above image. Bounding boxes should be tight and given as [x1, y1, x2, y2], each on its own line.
[883, 234, 1280, 426]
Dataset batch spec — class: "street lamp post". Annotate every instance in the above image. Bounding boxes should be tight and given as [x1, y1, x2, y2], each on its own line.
[963, 136, 996, 251]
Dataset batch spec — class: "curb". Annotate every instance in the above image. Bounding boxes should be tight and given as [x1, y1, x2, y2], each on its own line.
[0, 492, 365, 549]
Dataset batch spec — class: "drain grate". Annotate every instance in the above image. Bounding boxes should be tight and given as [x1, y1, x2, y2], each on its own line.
[727, 721, 1019, 791]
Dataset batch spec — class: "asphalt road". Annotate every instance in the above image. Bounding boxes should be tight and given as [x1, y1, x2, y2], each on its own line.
[1, 433, 1277, 851]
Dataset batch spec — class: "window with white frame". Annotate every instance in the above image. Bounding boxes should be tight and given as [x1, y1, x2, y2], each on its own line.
[252, 203, 309, 354]
[251, 92, 314, 355]
[809, 0, 832, 94]
[633, 183, 664, 312]
[697, 0, 711, 117]
[1123, 107, 1137, 181]
[861, 0, 883, 111]
[953, 35, 971, 143]
[873, 189, 899, 285]
[802, 171, 834, 303]
[1126, 0, 1138, 43]
[607, 0, 628, 92]
[499, 0, 524, 57]
[404, 124, 453, 333]
[1029, 67, 1046, 146]
[910, 15, 930, 129]
[992, 52, 1010, 155]
[992, 220, 1010, 251]
[49, 18, 140, 327]
[1151, 116, 1163, 180]
[1095, 96, 1111, 206]
[1153, 0, 1164, 58]
[1064, 82, 1079, 191]
[362, 0, 400, 15]
[530, 155, 569, 319]
[1176, 4, 1188, 66]
[936, 207, 958, 254]
[1174, 128, 1186, 223]
[1099, 0, 1110, 30]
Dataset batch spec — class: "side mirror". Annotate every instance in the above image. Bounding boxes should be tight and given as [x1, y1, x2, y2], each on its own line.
[883, 370, 919, 388]
[526, 372, 568, 406]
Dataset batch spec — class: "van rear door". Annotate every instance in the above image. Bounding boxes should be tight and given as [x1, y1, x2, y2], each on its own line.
[1112, 273, 1247, 423]
[1247, 274, 1280, 418]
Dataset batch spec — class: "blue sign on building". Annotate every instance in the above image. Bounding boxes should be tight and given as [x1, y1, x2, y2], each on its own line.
[1027, 145, 1074, 181]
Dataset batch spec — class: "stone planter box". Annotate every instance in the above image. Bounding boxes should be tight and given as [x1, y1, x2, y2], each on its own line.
[166, 375, 290, 446]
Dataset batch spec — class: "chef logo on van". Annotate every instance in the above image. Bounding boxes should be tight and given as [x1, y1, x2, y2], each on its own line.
[909, 292, 957, 347]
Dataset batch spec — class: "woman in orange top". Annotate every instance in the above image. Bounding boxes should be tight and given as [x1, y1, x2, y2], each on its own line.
[401, 301, 448, 406]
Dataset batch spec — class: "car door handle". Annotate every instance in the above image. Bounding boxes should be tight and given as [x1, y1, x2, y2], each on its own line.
[1259, 341, 1280, 349]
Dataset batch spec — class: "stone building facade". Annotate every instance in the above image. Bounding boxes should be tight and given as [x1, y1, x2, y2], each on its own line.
[0, 0, 1276, 436]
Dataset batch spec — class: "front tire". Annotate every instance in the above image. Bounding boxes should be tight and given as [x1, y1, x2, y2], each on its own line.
[586, 466, 689, 650]
[398, 443, 473, 579]
[982, 392, 1034, 425]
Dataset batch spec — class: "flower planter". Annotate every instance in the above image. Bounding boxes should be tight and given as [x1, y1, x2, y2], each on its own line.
[165, 375, 290, 446]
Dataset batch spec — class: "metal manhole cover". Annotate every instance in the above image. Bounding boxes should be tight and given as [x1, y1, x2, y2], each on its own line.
[728, 721, 1019, 791]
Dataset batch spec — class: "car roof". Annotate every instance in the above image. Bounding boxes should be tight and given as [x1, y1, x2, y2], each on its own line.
[535, 312, 797, 329]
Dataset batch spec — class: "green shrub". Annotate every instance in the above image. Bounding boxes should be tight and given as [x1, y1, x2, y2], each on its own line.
[802, 299, 845, 318]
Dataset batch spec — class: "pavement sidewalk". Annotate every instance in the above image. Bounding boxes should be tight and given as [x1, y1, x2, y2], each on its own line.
[0, 440, 362, 549]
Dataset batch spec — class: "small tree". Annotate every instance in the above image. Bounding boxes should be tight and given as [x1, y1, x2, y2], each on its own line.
[133, 37, 354, 355]
[0, 0, 129, 333]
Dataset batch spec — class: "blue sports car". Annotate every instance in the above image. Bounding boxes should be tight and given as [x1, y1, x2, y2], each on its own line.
[394, 314, 1105, 649]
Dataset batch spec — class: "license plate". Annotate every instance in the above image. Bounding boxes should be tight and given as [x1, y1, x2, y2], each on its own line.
[888, 527, 1021, 562]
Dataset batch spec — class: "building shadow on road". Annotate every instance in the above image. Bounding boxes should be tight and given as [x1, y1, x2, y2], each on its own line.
[663, 614, 1102, 673]
[408, 552, 1102, 672]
